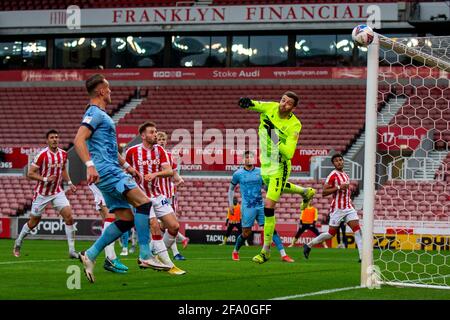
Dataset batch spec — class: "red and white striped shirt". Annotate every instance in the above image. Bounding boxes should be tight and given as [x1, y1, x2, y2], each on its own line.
[125, 143, 169, 198]
[325, 169, 354, 212]
[156, 151, 177, 199]
[32, 147, 67, 198]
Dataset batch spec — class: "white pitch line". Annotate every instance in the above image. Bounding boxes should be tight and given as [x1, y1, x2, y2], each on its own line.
[270, 285, 363, 300]
[0, 258, 69, 265]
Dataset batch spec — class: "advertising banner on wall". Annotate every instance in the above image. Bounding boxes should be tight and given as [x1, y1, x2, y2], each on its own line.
[0, 4, 399, 29]
[377, 126, 428, 151]
[16, 218, 103, 239]
[0, 218, 11, 238]
[0, 146, 44, 169]
[0, 66, 446, 83]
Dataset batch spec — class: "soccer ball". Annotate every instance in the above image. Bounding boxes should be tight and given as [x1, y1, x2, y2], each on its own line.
[352, 25, 374, 47]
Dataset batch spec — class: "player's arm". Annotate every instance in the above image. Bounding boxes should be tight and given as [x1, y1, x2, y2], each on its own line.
[74, 125, 99, 184]
[238, 98, 277, 113]
[144, 163, 173, 182]
[228, 182, 236, 210]
[62, 165, 77, 193]
[173, 171, 184, 186]
[27, 163, 56, 182]
[277, 123, 301, 160]
[118, 152, 142, 183]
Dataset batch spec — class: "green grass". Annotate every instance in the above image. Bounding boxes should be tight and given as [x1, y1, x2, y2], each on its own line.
[1, 239, 450, 300]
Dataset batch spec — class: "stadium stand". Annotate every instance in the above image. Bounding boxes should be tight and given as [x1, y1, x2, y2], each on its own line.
[0, 86, 136, 148]
[0, 176, 34, 217]
[176, 178, 360, 223]
[120, 84, 370, 153]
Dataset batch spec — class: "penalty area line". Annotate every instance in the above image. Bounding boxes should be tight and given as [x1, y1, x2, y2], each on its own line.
[270, 285, 363, 300]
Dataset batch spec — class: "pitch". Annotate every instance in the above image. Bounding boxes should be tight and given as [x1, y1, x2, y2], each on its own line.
[1, 239, 450, 300]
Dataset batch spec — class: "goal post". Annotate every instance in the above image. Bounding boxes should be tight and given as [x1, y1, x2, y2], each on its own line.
[360, 32, 450, 289]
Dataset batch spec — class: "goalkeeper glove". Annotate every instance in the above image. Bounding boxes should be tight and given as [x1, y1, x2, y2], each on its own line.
[238, 97, 254, 109]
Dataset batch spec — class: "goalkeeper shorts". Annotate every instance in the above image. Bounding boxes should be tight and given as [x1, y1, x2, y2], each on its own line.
[262, 161, 290, 202]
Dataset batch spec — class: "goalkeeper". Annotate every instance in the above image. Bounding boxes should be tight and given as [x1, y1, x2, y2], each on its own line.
[238, 92, 316, 264]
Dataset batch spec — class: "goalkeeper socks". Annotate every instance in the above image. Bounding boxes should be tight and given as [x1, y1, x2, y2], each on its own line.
[283, 182, 306, 195]
[234, 234, 247, 252]
[263, 208, 276, 250]
[16, 222, 32, 246]
[307, 232, 333, 247]
[134, 212, 151, 260]
[272, 230, 285, 253]
[86, 220, 133, 261]
[64, 223, 76, 253]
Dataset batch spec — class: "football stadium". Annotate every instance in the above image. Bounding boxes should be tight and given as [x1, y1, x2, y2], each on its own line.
[0, 0, 449, 306]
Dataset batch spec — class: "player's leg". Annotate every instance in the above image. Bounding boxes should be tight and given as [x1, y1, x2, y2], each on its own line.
[272, 230, 294, 262]
[303, 210, 344, 259]
[130, 227, 137, 253]
[336, 223, 343, 248]
[150, 198, 186, 275]
[160, 213, 185, 261]
[14, 194, 50, 256]
[55, 191, 77, 258]
[252, 173, 286, 264]
[290, 223, 308, 247]
[222, 222, 234, 245]
[233, 207, 255, 260]
[101, 212, 128, 273]
[14, 208, 42, 257]
[346, 212, 362, 261]
[149, 217, 185, 275]
[341, 222, 348, 248]
[282, 182, 316, 210]
[58, 204, 78, 259]
[120, 230, 129, 256]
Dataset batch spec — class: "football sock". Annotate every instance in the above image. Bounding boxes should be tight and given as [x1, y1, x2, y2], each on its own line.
[102, 220, 116, 260]
[120, 230, 129, 248]
[234, 234, 247, 252]
[354, 229, 363, 259]
[272, 230, 285, 254]
[64, 223, 76, 253]
[307, 232, 333, 247]
[263, 208, 275, 251]
[134, 212, 151, 260]
[163, 230, 177, 250]
[152, 235, 174, 268]
[86, 220, 133, 261]
[283, 182, 306, 195]
[171, 242, 180, 256]
[176, 232, 187, 242]
[131, 228, 137, 246]
[16, 222, 31, 246]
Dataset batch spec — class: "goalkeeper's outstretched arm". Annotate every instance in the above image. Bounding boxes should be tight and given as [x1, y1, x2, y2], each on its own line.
[238, 97, 277, 113]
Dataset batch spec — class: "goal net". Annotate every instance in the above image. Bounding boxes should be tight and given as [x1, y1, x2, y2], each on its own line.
[362, 34, 450, 289]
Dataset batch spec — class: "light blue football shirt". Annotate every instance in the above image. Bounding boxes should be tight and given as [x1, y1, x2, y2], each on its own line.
[231, 167, 264, 209]
[81, 105, 120, 176]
